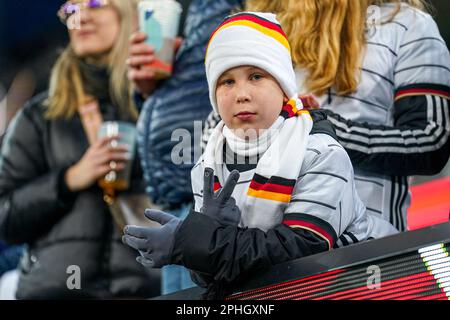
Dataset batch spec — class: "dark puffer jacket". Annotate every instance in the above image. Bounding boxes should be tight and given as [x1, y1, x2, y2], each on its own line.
[137, 0, 244, 208]
[0, 65, 160, 299]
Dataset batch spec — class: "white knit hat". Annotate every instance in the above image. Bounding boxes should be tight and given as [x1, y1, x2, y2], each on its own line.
[205, 12, 298, 114]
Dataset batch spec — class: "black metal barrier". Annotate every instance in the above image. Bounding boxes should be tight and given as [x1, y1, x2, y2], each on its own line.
[156, 222, 450, 300]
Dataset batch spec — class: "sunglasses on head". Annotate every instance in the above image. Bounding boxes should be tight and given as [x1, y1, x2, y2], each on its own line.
[57, 0, 109, 25]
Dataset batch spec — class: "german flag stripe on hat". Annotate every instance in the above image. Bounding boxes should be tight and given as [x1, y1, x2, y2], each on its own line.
[207, 13, 291, 55]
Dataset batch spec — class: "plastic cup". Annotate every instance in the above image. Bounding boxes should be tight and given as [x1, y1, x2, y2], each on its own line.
[138, 0, 182, 79]
[97, 121, 136, 192]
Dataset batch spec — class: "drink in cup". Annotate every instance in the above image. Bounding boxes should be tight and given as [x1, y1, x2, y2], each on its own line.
[138, 0, 182, 79]
[97, 121, 136, 194]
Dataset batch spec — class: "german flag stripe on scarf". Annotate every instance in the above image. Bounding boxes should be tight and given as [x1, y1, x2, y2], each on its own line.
[283, 213, 338, 250]
[280, 99, 312, 120]
[247, 173, 296, 203]
[395, 83, 450, 101]
[214, 176, 222, 192]
[280, 99, 298, 119]
[207, 13, 291, 56]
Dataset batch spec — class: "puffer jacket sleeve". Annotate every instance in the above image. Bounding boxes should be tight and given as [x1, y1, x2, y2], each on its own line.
[137, 0, 244, 207]
[0, 98, 76, 244]
[172, 211, 328, 287]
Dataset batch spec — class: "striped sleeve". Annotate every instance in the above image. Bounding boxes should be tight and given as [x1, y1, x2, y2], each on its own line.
[173, 211, 329, 287]
[325, 13, 450, 176]
[326, 91, 450, 176]
[284, 135, 353, 249]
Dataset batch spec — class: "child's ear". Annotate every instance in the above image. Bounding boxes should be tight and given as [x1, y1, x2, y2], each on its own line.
[283, 96, 289, 103]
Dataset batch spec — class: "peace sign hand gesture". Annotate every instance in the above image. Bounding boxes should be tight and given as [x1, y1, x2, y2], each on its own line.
[200, 168, 241, 226]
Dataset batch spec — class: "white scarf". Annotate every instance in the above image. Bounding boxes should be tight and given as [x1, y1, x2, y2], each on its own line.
[202, 100, 313, 231]
[222, 116, 284, 159]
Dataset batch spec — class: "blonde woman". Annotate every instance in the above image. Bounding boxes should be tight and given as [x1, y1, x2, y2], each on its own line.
[204, 0, 450, 235]
[0, 0, 160, 299]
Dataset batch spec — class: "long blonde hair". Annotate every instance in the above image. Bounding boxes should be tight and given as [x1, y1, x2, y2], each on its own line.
[245, 0, 430, 96]
[45, 0, 139, 120]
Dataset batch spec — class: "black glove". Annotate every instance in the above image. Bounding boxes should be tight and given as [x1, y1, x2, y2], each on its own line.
[201, 168, 241, 226]
[122, 209, 182, 268]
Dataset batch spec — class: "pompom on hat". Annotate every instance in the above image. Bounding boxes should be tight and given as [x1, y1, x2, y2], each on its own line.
[205, 12, 301, 114]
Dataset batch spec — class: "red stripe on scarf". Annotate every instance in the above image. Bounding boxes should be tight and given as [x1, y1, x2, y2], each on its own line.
[281, 102, 297, 118]
[249, 180, 294, 195]
[213, 176, 222, 192]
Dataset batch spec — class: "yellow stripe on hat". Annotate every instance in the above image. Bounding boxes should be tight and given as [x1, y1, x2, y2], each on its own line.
[207, 20, 291, 57]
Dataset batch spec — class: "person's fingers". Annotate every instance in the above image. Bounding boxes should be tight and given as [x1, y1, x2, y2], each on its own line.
[139, 248, 153, 257]
[94, 140, 127, 153]
[94, 141, 128, 153]
[128, 68, 156, 81]
[94, 152, 128, 168]
[306, 96, 318, 109]
[130, 31, 147, 44]
[126, 55, 155, 68]
[129, 43, 154, 56]
[94, 136, 122, 150]
[106, 144, 129, 153]
[144, 209, 174, 225]
[122, 234, 152, 251]
[174, 37, 183, 53]
[232, 204, 241, 217]
[94, 136, 112, 148]
[110, 155, 129, 164]
[202, 168, 215, 201]
[217, 170, 240, 204]
[227, 197, 236, 207]
[123, 225, 152, 238]
[136, 255, 154, 268]
[299, 95, 309, 108]
[299, 94, 319, 110]
[106, 150, 130, 162]
[93, 152, 127, 166]
[96, 163, 126, 176]
[299, 95, 309, 106]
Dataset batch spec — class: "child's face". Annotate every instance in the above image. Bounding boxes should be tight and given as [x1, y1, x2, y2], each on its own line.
[216, 66, 286, 132]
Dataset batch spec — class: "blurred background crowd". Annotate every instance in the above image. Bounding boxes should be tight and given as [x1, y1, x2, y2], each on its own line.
[0, 0, 449, 299]
[2, 0, 448, 167]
